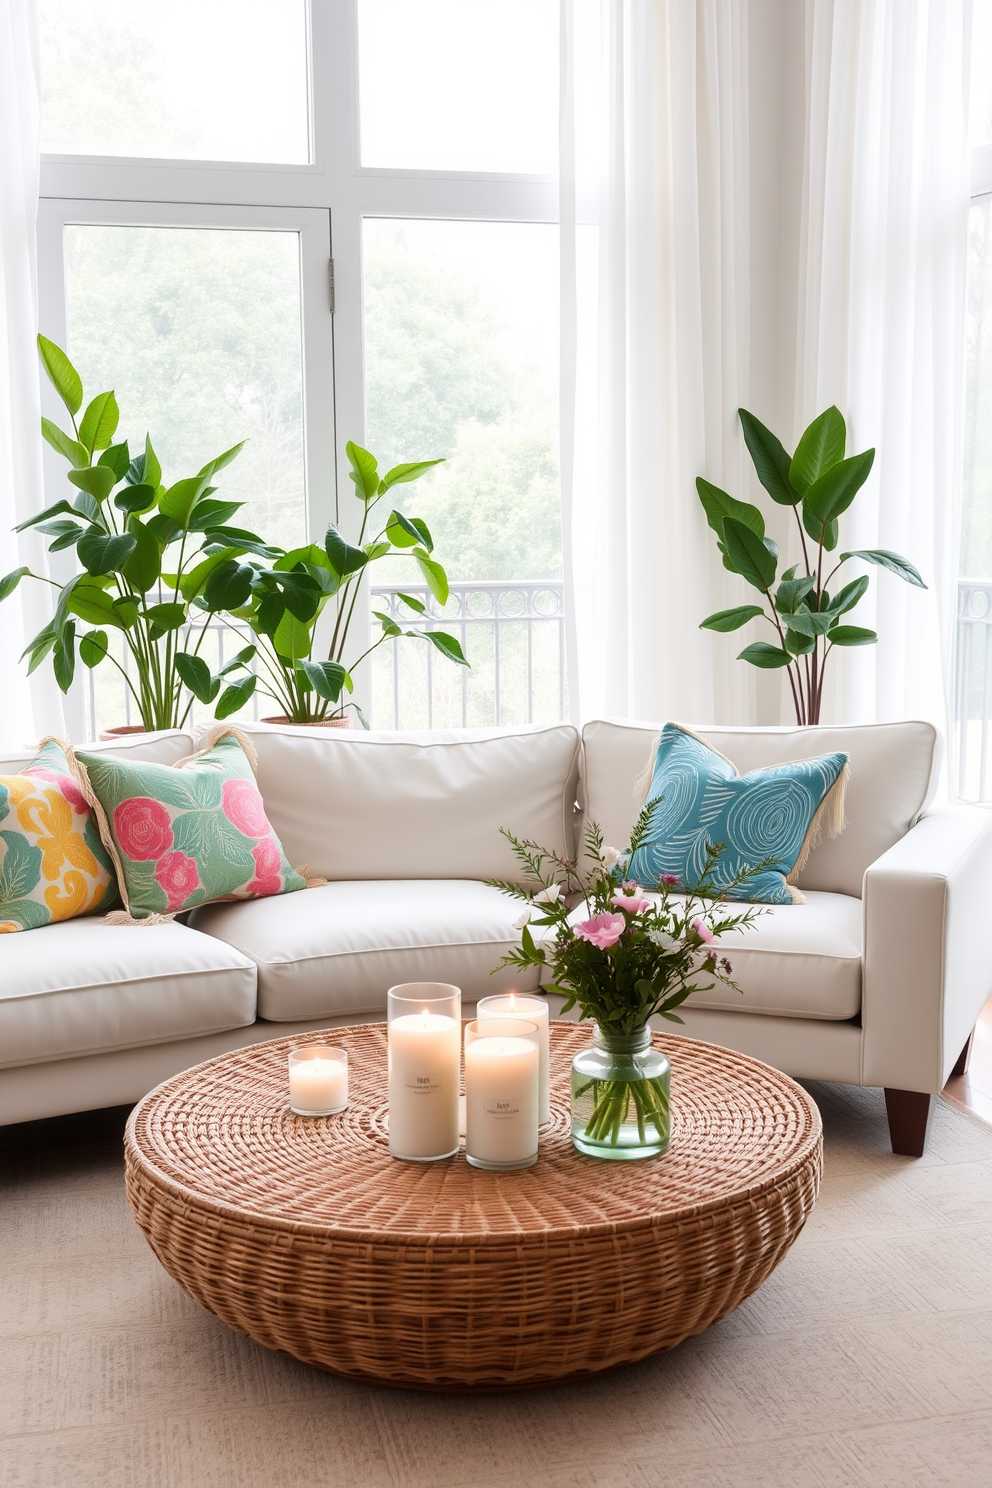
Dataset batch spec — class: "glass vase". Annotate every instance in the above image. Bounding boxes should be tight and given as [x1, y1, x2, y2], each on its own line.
[570, 1024, 671, 1161]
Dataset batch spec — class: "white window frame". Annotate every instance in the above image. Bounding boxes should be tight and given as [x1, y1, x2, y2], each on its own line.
[38, 0, 559, 724]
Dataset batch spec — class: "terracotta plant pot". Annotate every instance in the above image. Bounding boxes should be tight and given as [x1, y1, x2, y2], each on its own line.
[260, 715, 351, 730]
[99, 725, 148, 740]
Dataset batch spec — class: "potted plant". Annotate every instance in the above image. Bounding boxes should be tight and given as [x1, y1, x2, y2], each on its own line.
[696, 406, 926, 725]
[0, 337, 274, 733]
[203, 441, 468, 726]
[492, 807, 758, 1160]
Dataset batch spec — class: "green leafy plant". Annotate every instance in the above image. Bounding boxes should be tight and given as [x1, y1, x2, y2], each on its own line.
[208, 441, 468, 725]
[0, 337, 274, 730]
[697, 406, 926, 724]
[490, 805, 759, 1146]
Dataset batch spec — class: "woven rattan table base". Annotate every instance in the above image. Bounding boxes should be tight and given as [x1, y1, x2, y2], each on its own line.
[125, 1024, 822, 1391]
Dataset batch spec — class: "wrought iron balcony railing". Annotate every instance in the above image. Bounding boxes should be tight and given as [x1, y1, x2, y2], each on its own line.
[83, 580, 569, 737]
[370, 580, 567, 730]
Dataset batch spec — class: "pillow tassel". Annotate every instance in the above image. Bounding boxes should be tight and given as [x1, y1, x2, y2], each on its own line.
[180, 725, 260, 775]
[64, 741, 135, 916]
[632, 735, 661, 809]
[786, 761, 850, 883]
[296, 863, 328, 888]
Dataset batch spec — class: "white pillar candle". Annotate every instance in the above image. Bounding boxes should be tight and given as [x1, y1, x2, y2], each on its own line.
[387, 983, 461, 1161]
[478, 993, 551, 1127]
[288, 1046, 348, 1116]
[464, 1018, 539, 1170]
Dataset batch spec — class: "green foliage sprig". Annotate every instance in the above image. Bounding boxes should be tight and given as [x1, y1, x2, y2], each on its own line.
[209, 441, 468, 725]
[0, 336, 274, 730]
[490, 801, 762, 1036]
[697, 406, 926, 725]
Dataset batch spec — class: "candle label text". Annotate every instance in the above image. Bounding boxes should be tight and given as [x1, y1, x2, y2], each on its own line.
[405, 1073, 441, 1095]
[485, 1099, 521, 1120]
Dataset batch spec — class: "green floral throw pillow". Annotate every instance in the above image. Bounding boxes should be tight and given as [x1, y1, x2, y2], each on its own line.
[0, 737, 116, 933]
[72, 729, 306, 921]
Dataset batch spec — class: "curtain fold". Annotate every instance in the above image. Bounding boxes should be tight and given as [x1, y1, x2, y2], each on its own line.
[560, 0, 971, 748]
[0, 0, 64, 749]
[795, 0, 970, 742]
[561, 0, 756, 726]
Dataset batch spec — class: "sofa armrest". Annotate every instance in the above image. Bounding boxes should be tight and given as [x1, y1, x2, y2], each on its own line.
[862, 804, 992, 1092]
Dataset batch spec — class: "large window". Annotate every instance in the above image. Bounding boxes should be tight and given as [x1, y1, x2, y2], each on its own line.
[37, 0, 561, 735]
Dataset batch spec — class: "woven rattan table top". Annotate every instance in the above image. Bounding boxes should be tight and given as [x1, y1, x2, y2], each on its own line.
[128, 1023, 821, 1245]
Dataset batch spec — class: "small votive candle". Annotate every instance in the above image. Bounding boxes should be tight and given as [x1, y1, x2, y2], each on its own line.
[387, 983, 461, 1161]
[289, 1045, 348, 1115]
[478, 992, 551, 1127]
[464, 1018, 539, 1171]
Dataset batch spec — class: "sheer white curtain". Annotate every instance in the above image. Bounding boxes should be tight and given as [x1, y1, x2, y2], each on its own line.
[560, 0, 971, 739]
[561, 0, 757, 726]
[795, 0, 970, 738]
[0, 0, 63, 749]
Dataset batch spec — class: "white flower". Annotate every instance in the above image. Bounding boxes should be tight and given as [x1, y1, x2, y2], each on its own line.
[648, 928, 680, 954]
[600, 846, 623, 868]
[534, 883, 563, 904]
[512, 910, 532, 930]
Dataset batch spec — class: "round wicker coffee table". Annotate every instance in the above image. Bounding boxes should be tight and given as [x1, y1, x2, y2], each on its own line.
[125, 1023, 821, 1391]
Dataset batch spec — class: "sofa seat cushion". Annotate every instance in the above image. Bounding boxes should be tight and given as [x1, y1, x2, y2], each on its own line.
[191, 880, 540, 1021]
[0, 919, 257, 1068]
[555, 889, 862, 1021]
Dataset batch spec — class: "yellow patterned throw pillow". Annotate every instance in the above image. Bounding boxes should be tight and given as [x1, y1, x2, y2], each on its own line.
[0, 738, 116, 932]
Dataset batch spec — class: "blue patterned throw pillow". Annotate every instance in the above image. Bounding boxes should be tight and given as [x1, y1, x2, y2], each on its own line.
[625, 723, 849, 905]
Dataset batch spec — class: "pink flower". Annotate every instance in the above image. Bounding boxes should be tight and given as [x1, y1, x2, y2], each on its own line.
[25, 768, 87, 812]
[619, 881, 639, 894]
[246, 836, 283, 898]
[661, 874, 680, 887]
[114, 797, 173, 861]
[154, 851, 200, 911]
[691, 917, 715, 944]
[575, 911, 627, 949]
[222, 776, 270, 839]
[611, 892, 653, 915]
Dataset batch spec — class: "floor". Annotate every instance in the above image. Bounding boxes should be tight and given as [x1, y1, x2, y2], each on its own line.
[942, 993, 992, 1126]
[3, 1080, 992, 1488]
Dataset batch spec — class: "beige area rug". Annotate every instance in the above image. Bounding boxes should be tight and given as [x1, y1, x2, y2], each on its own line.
[2, 1081, 992, 1488]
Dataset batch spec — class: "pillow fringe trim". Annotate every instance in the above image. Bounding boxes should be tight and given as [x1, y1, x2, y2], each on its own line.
[633, 724, 742, 809]
[63, 741, 141, 920]
[177, 725, 259, 775]
[786, 760, 850, 884]
[632, 735, 662, 808]
[103, 909, 176, 927]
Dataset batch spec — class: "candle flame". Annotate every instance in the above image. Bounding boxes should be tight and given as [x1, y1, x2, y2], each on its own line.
[510, 993, 517, 1011]
[420, 1008, 430, 1027]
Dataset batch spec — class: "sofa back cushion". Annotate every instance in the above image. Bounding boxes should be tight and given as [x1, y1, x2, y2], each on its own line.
[581, 719, 940, 898]
[227, 722, 581, 883]
[0, 729, 196, 777]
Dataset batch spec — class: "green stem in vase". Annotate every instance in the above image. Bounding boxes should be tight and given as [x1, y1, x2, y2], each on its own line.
[584, 1076, 670, 1145]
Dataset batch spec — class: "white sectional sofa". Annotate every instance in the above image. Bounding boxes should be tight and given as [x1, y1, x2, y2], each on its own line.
[2, 716, 990, 1156]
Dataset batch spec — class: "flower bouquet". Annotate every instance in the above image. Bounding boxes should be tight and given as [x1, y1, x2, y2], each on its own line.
[491, 802, 761, 1160]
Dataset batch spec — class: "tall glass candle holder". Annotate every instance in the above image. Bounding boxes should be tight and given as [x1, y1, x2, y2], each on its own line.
[387, 983, 461, 1161]
[288, 1045, 348, 1116]
[464, 1018, 539, 1171]
[477, 992, 551, 1127]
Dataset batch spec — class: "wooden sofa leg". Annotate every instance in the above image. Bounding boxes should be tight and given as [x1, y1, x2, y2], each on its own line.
[884, 1089, 935, 1157]
[950, 1033, 974, 1080]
